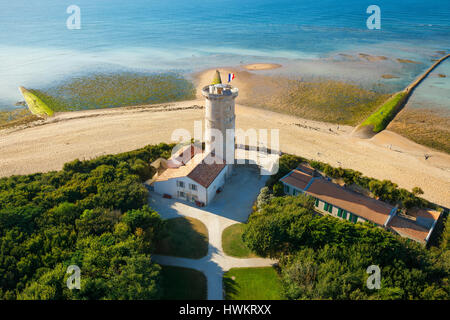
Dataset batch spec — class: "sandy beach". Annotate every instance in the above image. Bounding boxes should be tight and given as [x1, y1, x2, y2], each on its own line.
[1, 96, 449, 207]
[242, 63, 282, 70]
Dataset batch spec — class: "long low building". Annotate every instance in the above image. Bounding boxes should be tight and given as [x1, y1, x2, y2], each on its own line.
[280, 164, 441, 244]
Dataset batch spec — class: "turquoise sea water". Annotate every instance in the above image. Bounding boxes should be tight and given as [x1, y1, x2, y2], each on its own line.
[0, 0, 449, 110]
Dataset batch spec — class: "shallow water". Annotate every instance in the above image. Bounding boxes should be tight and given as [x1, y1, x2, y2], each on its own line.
[405, 60, 450, 113]
[0, 0, 449, 110]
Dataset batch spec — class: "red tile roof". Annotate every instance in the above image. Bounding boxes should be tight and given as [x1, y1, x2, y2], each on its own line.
[188, 156, 226, 188]
[407, 208, 441, 221]
[296, 164, 316, 176]
[305, 179, 394, 226]
[279, 167, 437, 243]
[174, 145, 198, 165]
[280, 169, 314, 190]
[154, 145, 226, 188]
[388, 216, 429, 243]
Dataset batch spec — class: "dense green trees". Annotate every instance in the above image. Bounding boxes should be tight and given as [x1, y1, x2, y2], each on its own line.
[1, 142, 446, 300]
[243, 195, 449, 300]
[0, 143, 173, 299]
[252, 153, 446, 299]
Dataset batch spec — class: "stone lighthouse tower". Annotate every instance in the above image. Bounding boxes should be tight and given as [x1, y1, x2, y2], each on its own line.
[202, 70, 239, 176]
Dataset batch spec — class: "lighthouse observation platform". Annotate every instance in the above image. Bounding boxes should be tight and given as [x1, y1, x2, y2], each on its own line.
[202, 84, 239, 100]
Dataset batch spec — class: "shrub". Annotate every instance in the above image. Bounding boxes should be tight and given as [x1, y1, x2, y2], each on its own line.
[256, 187, 273, 210]
[0, 143, 171, 299]
[244, 195, 449, 300]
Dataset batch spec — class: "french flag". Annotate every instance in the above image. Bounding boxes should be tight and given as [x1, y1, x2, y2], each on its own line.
[228, 73, 235, 82]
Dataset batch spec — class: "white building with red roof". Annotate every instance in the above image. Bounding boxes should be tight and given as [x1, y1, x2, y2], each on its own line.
[149, 144, 228, 206]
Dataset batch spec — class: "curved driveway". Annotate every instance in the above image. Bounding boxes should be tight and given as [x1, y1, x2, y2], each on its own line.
[149, 166, 277, 300]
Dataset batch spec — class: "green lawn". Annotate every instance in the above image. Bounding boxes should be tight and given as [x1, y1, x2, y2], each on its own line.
[222, 223, 258, 258]
[361, 91, 407, 132]
[223, 267, 284, 300]
[160, 266, 207, 300]
[155, 217, 208, 259]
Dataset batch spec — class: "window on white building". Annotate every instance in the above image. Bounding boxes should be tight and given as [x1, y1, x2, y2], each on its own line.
[189, 183, 197, 191]
[177, 181, 185, 188]
[178, 191, 186, 198]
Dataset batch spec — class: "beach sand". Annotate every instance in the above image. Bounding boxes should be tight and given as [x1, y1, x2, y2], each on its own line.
[381, 74, 400, 79]
[388, 107, 450, 154]
[242, 63, 282, 70]
[1, 99, 449, 207]
[358, 53, 388, 62]
[397, 58, 422, 64]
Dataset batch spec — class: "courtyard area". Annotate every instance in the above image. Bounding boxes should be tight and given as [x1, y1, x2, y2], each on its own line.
[149, 165, 278, 300]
